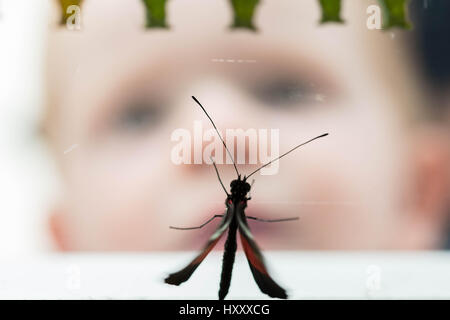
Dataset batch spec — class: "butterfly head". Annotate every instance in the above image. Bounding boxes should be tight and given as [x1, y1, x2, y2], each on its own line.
[230, 175, 251, 199]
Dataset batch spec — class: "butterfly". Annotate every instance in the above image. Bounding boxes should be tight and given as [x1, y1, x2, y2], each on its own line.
[164, 96, 328, 299]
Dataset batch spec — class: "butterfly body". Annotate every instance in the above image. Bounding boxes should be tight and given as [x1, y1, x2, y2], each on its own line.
[219, 176, 249, 300]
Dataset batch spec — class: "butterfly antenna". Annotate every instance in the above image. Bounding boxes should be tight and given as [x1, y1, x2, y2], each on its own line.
[210, 157, 230, 196]
[246, 133, 329, 178]
[192, 96, 240, 177]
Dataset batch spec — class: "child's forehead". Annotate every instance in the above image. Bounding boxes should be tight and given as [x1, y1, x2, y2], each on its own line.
[48, 0, 386, 80]
[46, 0, 415, 136]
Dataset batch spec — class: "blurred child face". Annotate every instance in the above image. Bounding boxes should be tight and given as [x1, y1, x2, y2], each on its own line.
[47, 0, 449, 251]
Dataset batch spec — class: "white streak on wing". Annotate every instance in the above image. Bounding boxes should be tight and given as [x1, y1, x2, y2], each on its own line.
[209, 204, 234, 241]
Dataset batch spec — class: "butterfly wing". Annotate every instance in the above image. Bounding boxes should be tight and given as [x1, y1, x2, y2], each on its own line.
[165, 204, 234, 286]
[236, 204, 288, 299]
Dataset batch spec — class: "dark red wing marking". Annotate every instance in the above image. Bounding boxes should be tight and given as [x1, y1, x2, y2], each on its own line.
[240, 233, 268, 275]
[165, 206, 233, 286]
[236, 208, 288, 299]
[192, 237, 221, 265]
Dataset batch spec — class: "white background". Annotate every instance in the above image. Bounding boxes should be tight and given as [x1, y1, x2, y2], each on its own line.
[1, 252, 450, 299]
[0, 0, 56, 257]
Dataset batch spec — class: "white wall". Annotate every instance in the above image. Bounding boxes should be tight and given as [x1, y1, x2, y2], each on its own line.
[0, 0, 56, 257]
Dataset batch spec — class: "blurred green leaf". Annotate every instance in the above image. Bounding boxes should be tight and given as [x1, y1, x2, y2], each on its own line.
[318, 0, 344, 24]
[57, 0, 83, 25]
[142, 0, 169, 29]
[229, 0, 260, 31]
[378, 0, 411, 29]
[57, 0, 414, 32]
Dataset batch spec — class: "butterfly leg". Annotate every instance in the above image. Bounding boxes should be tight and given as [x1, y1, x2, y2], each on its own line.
[170, 214, 224, 230]
[246, 216, 299, 223]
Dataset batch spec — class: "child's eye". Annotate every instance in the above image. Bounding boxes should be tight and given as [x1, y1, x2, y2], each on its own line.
[115, 100, 165, 132]
[249, 77, 318, 109]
